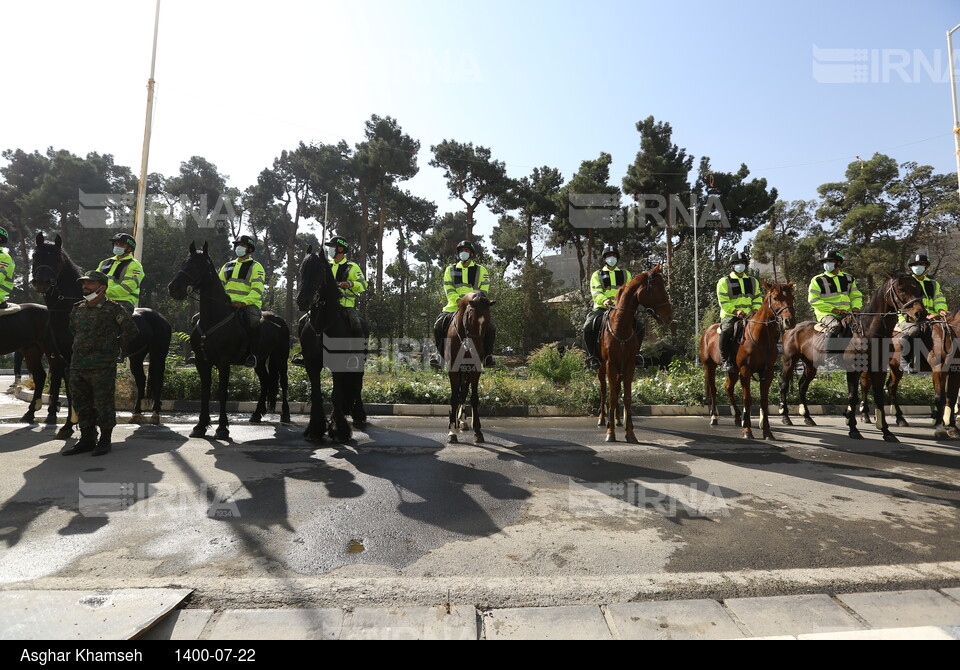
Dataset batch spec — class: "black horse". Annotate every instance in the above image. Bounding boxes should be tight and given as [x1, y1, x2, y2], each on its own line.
[31, 233, 173, 430]
[295, 246, 367, 443]
[168, 241, 291, 440]
[0, 302, 56, 423]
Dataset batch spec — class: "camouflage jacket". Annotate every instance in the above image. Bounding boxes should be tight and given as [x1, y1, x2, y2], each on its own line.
[69, 298, 139, 369]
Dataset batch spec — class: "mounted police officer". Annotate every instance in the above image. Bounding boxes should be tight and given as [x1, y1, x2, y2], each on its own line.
[895, 253, 948, 363]
[0, 226, 15, 309]
[582, 247, 642, 370]
[325, 235, 367, 337]
[61, 270, 138, 457]
[716, 251, 763, 371]
[97, 232, 144, 316]
[808, 250, 863, 337]
[218, 235, 265, 367]
[430, 240, 496, 369]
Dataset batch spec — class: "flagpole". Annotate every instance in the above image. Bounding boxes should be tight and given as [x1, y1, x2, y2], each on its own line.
[132, 0, 161, 263]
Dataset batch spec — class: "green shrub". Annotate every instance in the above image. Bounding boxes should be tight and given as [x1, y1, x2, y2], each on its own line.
[527, 345, 589, 385]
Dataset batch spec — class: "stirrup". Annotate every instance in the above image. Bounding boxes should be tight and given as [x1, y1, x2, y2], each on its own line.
[429, 355, 444, 370]
[291, 354, 305, 367]
[244, 355, 257, 368]
[586, 356, 600, 370]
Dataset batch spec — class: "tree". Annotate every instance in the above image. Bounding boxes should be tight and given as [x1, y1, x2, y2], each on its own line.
[817, 153, 900, 248]
[751, 200, 820, 284]
[490, 215, 525, 273]
[429, 140, 511, 239]
[0, 149, 51, 296]
[501, 166, 563, 266]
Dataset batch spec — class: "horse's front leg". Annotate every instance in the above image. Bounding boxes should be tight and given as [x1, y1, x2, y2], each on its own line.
[623, 369, 637, 444]
[471, 376, 483, 443]
[724, 367, 741, 427]
[858, 371, 871, 424]
[945, 367, 960, 439]
[596, 368, 607, 428]
[779, 354, 795, 426]
[20, 350, 45, 423]
[448, 374, 460, 444]
[329, 371, 352, 443]
[303, 359, 327, 442]
[869, 370, 896, 443]
[55, 370, 76, 440]
[760, 366, 775, 440]
[250, 362, 268, 424]
[932, 367, 950, 440]
[844, 370, 863, 440]
[797, 357, 817, 426]
[705, 360, 719, 426]
[214, 364, 231, 440]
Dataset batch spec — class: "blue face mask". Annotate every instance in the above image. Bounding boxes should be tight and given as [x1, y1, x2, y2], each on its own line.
[235, 245, 247, 257]
[113, 246, 127, 256]
[459, 251, 471, 262]
[605, 257, 618, 268]
[733, 264, 746, 274]
[823, 262, 836, 273]
[911, 265, 925, 276]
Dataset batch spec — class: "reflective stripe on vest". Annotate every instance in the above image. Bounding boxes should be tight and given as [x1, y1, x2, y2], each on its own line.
[726, 275, 756, 298]
[599, 269, 626, 290]
[451, 265, 480, 289]
[815, 274, 854, 296]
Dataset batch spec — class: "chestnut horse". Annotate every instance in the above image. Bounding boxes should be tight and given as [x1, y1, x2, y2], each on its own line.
[445, 290, 495, 444]
[596, 265, 672, 443]
[700, 281, 796, 440]
[778, 273, 926, 441]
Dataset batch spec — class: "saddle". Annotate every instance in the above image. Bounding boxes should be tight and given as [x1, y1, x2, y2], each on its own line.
[0, 302, 22, 316]
[715, 318, 746, 343]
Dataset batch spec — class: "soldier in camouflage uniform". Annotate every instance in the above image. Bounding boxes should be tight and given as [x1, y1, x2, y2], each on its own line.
[62, 271, 139, 457]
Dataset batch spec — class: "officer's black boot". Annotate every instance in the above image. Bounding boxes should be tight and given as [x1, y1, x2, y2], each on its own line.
[244, 327, 259, 368]
[291, 316, 308, 366]
[92, 427, 112, 457]
[430, 316, 446, 370]
[719, 324, 735, 371]
[583, 319, 600, 370]
[63, 426, 97, 456]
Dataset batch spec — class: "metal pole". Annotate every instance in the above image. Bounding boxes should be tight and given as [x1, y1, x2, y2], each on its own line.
[948, 24, 960, 199]
[323, 192, 329, 240]
[132, 0, 161, 263]
[691, 199, 699, 351]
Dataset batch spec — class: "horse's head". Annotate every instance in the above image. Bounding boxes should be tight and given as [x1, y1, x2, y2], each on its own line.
[30, 232, 65, 295]
[887, 271, 927, 323]
[634, 264, 672, 326]
[457, 290, 495, 333]
[168, 241, 214, 300]
[762, 279, 796, 330]
[296, 245, 326, 313]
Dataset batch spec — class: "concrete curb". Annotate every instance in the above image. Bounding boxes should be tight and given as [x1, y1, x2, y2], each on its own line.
[11, 388, 939, 418]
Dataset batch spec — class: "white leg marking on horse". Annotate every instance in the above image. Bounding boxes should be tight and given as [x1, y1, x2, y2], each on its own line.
[945, 405, 953, 425]
[798, 403, 807, 416]
[711, 412, 718, 421]
[759, 408, 767, 425]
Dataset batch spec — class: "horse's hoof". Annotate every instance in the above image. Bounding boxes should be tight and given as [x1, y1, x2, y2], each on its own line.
[781, 417, 793, 426]
[763, 433, 775, 441]
[214, 428, 230, 440]
[149, 413, 160, 425]
[709, 418, 718, 426]
[129, 413, 144, 424]
[459, 422, 469, 431]
[44, 416, 58, 427]
[474, 433, 484, 443]
[281, 414, 292, 425]
[55, 426, 73, 440]
[353, 420, 367, 430]
[896, 418, 909, 428]
[849, 430, 863, 440]
[20, 413, 36, 424]
[935, 429, 951, 440]
[250, 415, 263, 425]
[743, 432, 755, 440]
[447, 434, 458, 444]
[190, 427, 207, 438]
[948, 427, 960, 440]
[616, 419, 623, 427]
[625, 434, 639, 444]
[803, 418, 817, 427]
[605, 434, 616, 442]
[883, 433, 900, 443]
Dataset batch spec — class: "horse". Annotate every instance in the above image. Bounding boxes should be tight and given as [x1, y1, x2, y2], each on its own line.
[596, 265, 672, 443]
[443, 290, 495, 444]
[295, 245, 368, 443]
[168, 241, 291, 440]
[700, 281, 796, 440]
[0, 302, 56, 423]
[31, 232, 173, 428]
[778, 272, 926, 441]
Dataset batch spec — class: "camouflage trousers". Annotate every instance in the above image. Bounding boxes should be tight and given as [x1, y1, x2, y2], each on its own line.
[70, 366, 117, 430]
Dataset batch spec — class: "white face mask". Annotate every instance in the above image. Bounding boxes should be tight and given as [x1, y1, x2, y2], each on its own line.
[113, 246, 127, 256]
[235, 245, 247, 257]
[733, 264, 746, 274]
[83, 288, 102, 302]
[459, 251, 471, 262]
[911, 265, 925, 276]
[605, 257, 618, 267]
[326, 246, 338, 260]
[823, 262, 836, 273]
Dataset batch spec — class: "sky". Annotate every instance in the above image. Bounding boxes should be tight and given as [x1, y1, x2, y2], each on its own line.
[2, 0, 960, 260]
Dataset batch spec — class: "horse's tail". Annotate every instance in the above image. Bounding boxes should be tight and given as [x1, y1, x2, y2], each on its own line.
[263, 314, 290, 413]
[144, 310, 173, 404]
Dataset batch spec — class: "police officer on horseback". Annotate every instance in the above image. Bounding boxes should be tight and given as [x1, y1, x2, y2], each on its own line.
[717, 251, 763, 372]
[0, 226, 14, 309]
[97, 232, 144, 316]
[218, 235, 265, 368]
[582, 247, 642, 370]
[430, 240, 496, 369]
[808, 250, 863, 337]
[325, 235, 367, 337]
[895, 253, 948, 361]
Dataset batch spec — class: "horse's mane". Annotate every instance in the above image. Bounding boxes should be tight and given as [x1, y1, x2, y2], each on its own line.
[856, 273, 913, 338]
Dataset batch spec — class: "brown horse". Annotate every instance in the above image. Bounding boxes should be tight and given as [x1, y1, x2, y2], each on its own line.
[778, 273, 926, 441]
[596, 265, 672, 443]
[700, 281, 796, 440]
[445, 290, 495, 444]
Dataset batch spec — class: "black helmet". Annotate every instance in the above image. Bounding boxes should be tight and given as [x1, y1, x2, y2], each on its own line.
[0, 226, 7, 243]
[600, 247, 619, 259]
[456, 240, 476, 255]
[325, 236, 349, 251]
[909, 253, 931, 267]
[234, 235, 256, 253]
[820, 249, 845, 263]
[729, 251, 749, 266]
[109, 232, 136, 249]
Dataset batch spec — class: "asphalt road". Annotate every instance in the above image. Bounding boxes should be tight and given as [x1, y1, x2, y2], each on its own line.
[1, 379, 959, 610]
